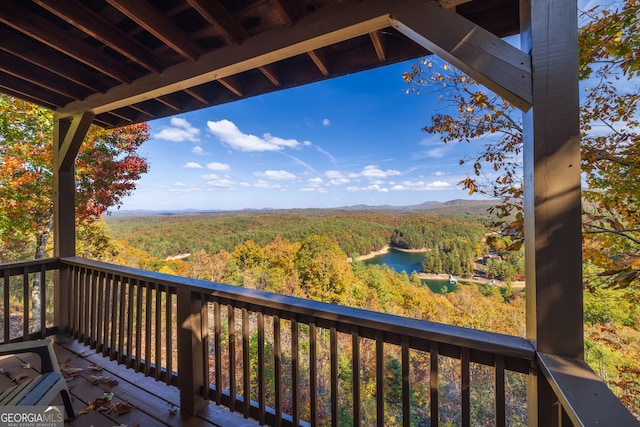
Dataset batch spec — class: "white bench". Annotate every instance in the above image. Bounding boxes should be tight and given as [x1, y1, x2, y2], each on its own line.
[0, 338, 75, 419]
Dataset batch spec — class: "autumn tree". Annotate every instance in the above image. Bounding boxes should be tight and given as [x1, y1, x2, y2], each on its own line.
[403, 0, 640, 289]
[0, 95, 150, 262]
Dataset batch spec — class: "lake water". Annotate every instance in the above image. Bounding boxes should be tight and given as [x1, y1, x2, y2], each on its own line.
[362, 248, 459, 293]
[363, 248, 426, 273]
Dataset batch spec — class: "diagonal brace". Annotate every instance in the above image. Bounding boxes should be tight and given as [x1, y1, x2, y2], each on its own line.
[55, 111, 94, 172]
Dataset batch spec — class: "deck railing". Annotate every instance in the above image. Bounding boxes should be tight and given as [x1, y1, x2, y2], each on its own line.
[1, 257, 637, 426]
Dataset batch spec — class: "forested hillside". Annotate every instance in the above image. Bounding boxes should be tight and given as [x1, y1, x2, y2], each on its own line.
[105, 209, 488, 259]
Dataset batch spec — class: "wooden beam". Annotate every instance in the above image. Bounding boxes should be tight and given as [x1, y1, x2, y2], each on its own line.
[0, 0, 134, 84]
[389, 0, 532, 111]
[57, 111, 95, 172]
[268, 0, 302, 26]
[369, 31, 386, 61]
[34, 0, 164, 72]
[186, 0, 249, 43]
[308, 50, 330, 76]
[521, 0, 582, 422]
[218, 77, 243, 97]
[259, 64, 282, 87]
[106, 0, 203, 61]
[58, 0, 428, 117]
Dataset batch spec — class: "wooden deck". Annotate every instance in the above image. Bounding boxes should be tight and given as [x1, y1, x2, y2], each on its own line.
[0, 338, 260, 427]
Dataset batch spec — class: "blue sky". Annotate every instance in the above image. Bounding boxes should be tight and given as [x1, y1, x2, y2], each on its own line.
[120, 58, 491, 211]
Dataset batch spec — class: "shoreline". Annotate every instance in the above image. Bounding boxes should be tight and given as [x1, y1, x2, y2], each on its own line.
[352, 246, 525, 289]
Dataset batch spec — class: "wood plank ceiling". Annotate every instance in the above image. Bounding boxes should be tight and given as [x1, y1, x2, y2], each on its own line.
[0, 0, 520, 128]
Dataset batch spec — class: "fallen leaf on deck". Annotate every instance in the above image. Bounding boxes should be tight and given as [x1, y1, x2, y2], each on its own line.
[89, 375, 119, 386]
[88, 364, 103, 371]
[61, 367, 84, 377]
[12, 373, 28, 383]
[168, 408, 177, 416]
[77, 392, 114, 415]
[22, 363, 31, 369]
[109, 402, 134, 415]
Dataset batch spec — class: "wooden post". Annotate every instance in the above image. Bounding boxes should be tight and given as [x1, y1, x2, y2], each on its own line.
[177, 288, 208, 417]
[520, 0, 582, 424]
[53, 112, 93, 333]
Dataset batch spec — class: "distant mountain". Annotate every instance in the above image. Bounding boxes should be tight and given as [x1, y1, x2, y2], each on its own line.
[106, 199, 498, 219]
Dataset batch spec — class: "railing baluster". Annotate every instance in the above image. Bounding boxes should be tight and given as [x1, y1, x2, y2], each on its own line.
[95, 271, 105, 353]
[165, 288, 173, 384]
[330, 326, 338, 427]
[109, 275, 119, 360]
[214, 300, 222, 404]
[83, 268, 91, 345]
[88, 268, 97, 347]
[376, 331, 384, 427]
[144, 282, 152, 376]
[431, 341, 439, 427]
[461, 348, 470, 427]
[292, 319, 299, 427]
[352, 327, 360, 427]
[22, 267, 29, 339]
[39, 265, 47, 336]
[258, 311, 266, 425]
[135, 280, 143, 372]
[126, 278, 135, 368]
[242, 308, 250, 418]
[154, 283, 162, 380]
[119, 276, 127, 365]
[103, 273, 113, 357]
[310, 322, 317, 427]
[274, 315, 282, 427]
[495, 354, 505, 427]
[76, 267, 84, 340]
[402, 336, 410, 427]
[229, 305, 236, 410]
[3, 271, 10, 342]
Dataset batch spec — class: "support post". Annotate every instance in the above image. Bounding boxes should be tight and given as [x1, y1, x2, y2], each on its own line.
[53, 112, 93, 333]
[177, 288, 208, 417]
[520, 0, 582, 424]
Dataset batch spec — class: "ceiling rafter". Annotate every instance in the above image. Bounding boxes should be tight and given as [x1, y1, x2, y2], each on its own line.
[34, 0, 165, 73]
[0, 51, 89, 100]
[106, 0, 203, 61]
[154, 96, 181, 111]
[307, 50, 330, 76]
[0, 27, 110, 93]
[369, 31, 386, 61]
[58, 0, 408, 117]
[0, 1, 134, 83]
[184, 88, 209, 104]
[268, 0, 302, 26]
[218, 77, 243, 97]
[186, 0, 249, 43]
[258, 64, 282, 87]
[0, 76, 68, 108]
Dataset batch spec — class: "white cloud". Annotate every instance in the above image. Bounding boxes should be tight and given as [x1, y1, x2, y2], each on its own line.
[207, 119, 306, 152]
[351, 165, 401, 179]
[307, 177, 324, 187]
[173, 182, 186, 187]
[207, 162, 231, 171]
[255, 170, 297, 180]
[325, 170, 350, 185]
[206, 178, 234, 188]
[184, 162, 203, 169]
[391, 180, 452, 191]
[346, 184, 389, 192]
[254, 180, 282, 189]
[322, 118, 331, 126]
[192, 146, 206, 155]
[201, 173, 219, 180]
[434, 171, 445, 176]
[156, 117, 200, 142]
